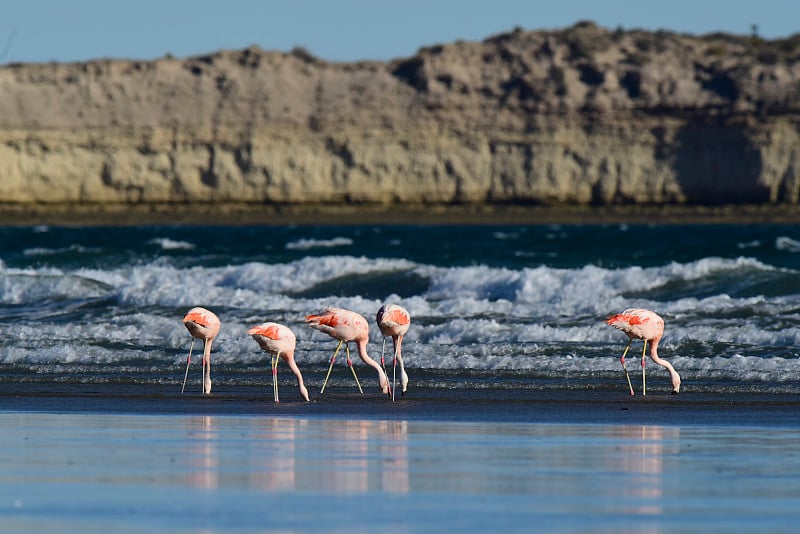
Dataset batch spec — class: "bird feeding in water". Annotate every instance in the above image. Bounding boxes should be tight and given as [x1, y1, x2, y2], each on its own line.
[305, 307, 390, 397]
[181, 307, 221, 395]
[376, 303, 411, 401]
[248, 322, 310, 402]
[606, 308, 681, 395]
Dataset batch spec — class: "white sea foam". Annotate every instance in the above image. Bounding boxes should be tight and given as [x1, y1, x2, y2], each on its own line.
[492, 231, 520, 240]
[222, 256, 415, 293]
[147, 237, 196, 250]
[285, 237, 354, 250]
[776, 236, 800, 252]
[4, 253, 782, 309]
[23, 244, 100, 256]
[108, 256, 417, 308]
[737, 240, 761, 249]
[0, 268, 111, 304]
[2, 253, 799, 383]
[3, 302, 799, 385]
[673, 354, 800, 381]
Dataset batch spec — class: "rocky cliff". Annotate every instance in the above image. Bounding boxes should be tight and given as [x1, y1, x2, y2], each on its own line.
[1, 21, 799, 217]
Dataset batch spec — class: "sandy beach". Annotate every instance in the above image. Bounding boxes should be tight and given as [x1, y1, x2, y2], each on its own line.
[1, 383, 800, 427]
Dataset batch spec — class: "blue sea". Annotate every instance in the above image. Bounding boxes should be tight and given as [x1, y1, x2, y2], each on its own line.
[2, 223, 800, 532]
[2, 224, 800, 394]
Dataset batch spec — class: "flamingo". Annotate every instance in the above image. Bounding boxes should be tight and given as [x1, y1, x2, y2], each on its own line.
[305, 307, 390, 396]
[248, 322, 310, 402]
[376, 304, 410, 400]
[181, 307, 221, 395]
[606, 308, 681, 395]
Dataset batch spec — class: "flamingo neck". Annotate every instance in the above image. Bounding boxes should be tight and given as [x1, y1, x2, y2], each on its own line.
[358, 339, 389, 393]
[649, 337, 660, 358]
[650, 337, 682, 392]
[356, 340, 375, 367]
[393, 335, 403, 356]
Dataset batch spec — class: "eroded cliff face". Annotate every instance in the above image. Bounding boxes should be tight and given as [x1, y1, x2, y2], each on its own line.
[1, 22, 799, 208]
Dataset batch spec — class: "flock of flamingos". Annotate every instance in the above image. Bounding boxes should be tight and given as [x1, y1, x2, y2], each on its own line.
[181, 305, 682, 402]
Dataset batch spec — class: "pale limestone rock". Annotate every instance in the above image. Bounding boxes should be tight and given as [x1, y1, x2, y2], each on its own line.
[0, 22, 799, 209]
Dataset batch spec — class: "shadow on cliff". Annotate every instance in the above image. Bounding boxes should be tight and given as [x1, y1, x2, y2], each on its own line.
[673, 121, 767, 204]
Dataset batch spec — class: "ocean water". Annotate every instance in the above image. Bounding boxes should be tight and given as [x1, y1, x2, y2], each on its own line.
[2, 224, 800, 396]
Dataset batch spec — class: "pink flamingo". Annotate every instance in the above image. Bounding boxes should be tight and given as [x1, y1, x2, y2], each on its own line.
[305, 307, 390, 396]
[248, 322, 310, 403]
[376, 304, 410, 400]
[606, 308, 681, 395]
[182, 307, 221, 394]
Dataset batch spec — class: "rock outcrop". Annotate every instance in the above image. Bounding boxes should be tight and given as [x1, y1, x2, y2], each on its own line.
[1, 21, 799, 212]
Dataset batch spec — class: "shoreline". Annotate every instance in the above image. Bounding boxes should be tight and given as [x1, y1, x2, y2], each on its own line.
[3, 385, 799, 428]
[3, 202, 800, 226]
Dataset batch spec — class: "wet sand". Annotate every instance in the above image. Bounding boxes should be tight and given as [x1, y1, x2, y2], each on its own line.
[2, 384, 800, 427]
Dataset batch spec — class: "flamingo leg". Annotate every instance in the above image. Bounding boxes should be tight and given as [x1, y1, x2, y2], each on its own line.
[320, 340, 343, 393]
[620, 339, 635, 396]
[380, 337, 389, 377]
[397, 352, 408, 396]
[201, 338, 213, 395]
[272, 353, 280, 403]
[201, 356, 206, 394]
[181, 338, 195, 394]
[392, 357, 397, 402]
[202, 354, 210, 394]
[392, 338, 399, 402]
[641, 340, 647, 396]
[345, 343, 364, 394]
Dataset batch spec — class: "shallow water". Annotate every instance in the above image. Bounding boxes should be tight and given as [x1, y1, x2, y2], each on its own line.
[1, 412, 799, 533]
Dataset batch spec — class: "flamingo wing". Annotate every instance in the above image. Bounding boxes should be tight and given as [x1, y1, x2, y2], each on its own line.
[247, 323, 282, 339]
[306, 308, 366, 341]
[183, 307, 220, 337]
[606, 308, 663, 340]
[249, 323, 295, 355]
[377, 305, 410, 336]
[305, 311, 340, 328]
[306, 309, 340, 335]
[183, 307, 219, 327]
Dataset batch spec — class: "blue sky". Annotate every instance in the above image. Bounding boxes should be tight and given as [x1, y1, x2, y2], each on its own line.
[1, 0, 797, 65]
